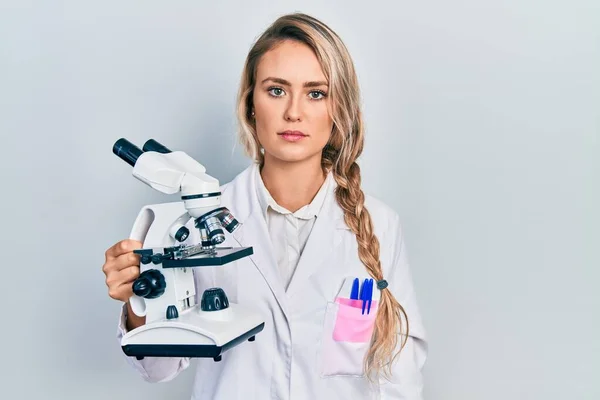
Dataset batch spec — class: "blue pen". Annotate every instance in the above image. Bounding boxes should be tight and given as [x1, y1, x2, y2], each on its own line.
[350, 278, 359, 300]
[359, 278, 367, 301]
[367, 279, 373, 314]
[361, 278, 368, 315]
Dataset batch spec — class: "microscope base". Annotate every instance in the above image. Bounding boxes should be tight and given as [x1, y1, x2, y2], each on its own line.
[122, 323, 264, 361]
[120, 303, 265, 361]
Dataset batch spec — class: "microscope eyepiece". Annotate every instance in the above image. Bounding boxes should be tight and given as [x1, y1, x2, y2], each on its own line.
[113, 138, 143, 167]
[143, 139, 171, 154]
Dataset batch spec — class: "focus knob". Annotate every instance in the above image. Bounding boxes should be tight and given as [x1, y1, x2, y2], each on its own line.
[174, 226, 189, 242]
[201, 288, 229, 312]
[132, 269, 166, 299]
[140, 255, 152, 265]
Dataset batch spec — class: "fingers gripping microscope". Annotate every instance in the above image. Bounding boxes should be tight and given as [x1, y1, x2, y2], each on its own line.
[112, 138, 264, 362]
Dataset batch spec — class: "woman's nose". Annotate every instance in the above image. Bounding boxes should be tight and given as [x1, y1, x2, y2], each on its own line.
[284, 97, 302, 122]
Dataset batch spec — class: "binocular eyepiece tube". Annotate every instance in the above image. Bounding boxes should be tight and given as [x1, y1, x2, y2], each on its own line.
[112, 138, 143, 167]
[112, 138, 172, 166]
[143, 139, 171, 154]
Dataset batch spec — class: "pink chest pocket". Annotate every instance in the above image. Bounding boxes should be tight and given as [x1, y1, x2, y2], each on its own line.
[318, 276, 381, 377]
[332, 297, 379, 342]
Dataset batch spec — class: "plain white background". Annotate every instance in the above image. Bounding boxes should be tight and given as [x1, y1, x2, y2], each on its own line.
[1, 1, 598, 399]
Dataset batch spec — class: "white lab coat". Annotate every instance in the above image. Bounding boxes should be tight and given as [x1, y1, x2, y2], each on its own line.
[117, 163, 428, 399]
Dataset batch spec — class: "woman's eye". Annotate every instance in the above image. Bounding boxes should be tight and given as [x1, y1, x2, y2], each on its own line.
[309, 91, 325, 100]
[268, 88, 285, 97]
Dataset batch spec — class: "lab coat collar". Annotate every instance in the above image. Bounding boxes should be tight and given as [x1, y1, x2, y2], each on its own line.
[224, 162, 347, 230]
[254, 163, 333, 221]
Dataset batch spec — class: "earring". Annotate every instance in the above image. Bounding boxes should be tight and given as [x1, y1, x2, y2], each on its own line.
[251, 110, 255, 117]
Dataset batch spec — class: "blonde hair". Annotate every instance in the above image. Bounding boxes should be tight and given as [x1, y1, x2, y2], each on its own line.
[235, 12, 409, 379]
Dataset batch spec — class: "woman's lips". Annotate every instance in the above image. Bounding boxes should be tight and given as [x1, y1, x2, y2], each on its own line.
[278, 130, 307, 142]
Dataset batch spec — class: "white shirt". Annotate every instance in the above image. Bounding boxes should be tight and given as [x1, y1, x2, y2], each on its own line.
[255, 166, 332, 290]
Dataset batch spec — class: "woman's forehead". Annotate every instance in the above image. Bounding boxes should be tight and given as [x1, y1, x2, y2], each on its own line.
[256, 41, 327, 85]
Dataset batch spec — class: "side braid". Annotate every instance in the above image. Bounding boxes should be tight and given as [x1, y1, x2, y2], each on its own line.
[331, 161, 410, 379]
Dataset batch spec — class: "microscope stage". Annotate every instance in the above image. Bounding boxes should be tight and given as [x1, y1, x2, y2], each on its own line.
[162, 247, 254, 268]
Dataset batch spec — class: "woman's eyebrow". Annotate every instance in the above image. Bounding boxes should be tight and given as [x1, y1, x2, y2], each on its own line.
[261, 77, 328, 88]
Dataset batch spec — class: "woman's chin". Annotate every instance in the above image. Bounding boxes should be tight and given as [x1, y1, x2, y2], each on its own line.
[265, 147, 321, 164]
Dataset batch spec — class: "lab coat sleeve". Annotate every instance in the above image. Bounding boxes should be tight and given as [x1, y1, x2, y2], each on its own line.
[379, 213, 428, 399]
[116, 303, 191, 383]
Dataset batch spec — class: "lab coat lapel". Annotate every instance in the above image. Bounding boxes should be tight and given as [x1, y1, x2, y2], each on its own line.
[226, 164, 289, 320]
[285, 180, 348, 298]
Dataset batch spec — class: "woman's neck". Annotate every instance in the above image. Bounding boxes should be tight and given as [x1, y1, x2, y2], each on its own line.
[260, 153, 327, 213]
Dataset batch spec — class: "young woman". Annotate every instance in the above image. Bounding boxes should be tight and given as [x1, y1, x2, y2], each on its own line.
[103, 12, 427, 399]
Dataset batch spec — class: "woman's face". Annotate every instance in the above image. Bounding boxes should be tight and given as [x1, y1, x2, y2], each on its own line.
[252, 40, 333, 165]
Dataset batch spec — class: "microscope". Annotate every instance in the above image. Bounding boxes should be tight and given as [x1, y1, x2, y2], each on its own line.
[112, 138, 264, 362]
